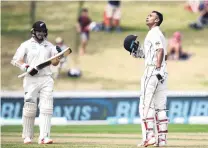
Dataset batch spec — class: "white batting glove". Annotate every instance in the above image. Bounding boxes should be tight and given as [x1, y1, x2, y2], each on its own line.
[132, 49, 145, 58]
[21, 64, 38, 76]
[131, 42, 145, 58]
[20, 63, 29, 72]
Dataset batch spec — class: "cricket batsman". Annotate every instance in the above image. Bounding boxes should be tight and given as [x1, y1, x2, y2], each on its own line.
[11, 21, 61, 144]
[124, 11, 168, 147]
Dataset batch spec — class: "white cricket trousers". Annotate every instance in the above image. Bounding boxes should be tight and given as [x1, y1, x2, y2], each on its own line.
[22, 75, 54, 139]
[139, 75, 167, 142]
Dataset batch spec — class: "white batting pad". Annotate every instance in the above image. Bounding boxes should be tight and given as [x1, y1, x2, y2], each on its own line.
[139, 99, 146, 142]
[155, 110, 168, 144]
[156, 110, 168, 133]
[39, 107, 53, 139]
[22, 102, 37, 138]
[143, 108, 155, 139]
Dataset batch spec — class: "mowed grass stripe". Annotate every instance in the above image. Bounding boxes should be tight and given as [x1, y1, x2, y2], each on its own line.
[3, 132, 208, 141]
[2, 124, 208, 133]
[3, 132, 208, 136]
[2, 143, 136, 148]
[2, 137, 208, 148]
[2, 134, 208, 141]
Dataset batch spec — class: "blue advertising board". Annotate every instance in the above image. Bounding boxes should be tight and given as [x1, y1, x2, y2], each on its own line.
[1, 91, 208, 124]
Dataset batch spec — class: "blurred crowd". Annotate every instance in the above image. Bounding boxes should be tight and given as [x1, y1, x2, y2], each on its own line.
[51, 1, 122, 79]
[167, 32, 190, 61]
[76, 1, 122, 56]
[185, 0, 208, 30]
[51, 0, 208, 78]
[165, 0, 208, 61]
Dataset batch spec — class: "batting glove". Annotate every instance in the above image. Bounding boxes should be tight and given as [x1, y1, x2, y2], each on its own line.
[56, 46, 62, 53]
[132, 49, 145, 58]
[155, 68, 165, 84]
[20, 63, 29, 72]
[20, 63, 38, 76]
[23, 65, 38, 76]
[27, 66, 38, 76]
[131, 42, 145, 58]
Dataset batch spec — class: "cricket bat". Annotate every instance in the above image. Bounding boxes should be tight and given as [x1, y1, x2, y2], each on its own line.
[17, 47, 72, 78]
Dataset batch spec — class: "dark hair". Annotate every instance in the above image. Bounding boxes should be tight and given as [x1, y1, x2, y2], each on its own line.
[81, 8, 88, 13]
[152, 11, 163, 26]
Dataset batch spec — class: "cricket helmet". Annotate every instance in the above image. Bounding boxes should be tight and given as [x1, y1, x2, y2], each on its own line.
[123, 35, 138, 54]
[31, 21, 48, 37]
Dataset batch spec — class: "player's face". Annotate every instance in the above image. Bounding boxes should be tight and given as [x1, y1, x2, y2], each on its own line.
[35, 31, 45, 40]
[146, 12, 158, 26]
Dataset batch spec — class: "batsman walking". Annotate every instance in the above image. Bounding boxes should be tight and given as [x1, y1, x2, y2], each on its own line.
[124, 11, 168, 147]
[11, 21, 60, 144]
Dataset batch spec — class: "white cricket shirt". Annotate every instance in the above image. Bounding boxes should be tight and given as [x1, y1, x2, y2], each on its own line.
[12, 37, 58, 77]
[143, 26, 167, 77]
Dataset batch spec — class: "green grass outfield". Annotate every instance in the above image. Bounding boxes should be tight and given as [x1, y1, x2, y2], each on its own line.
[2, 124, 208, 133]
[2, 124, 208, 148]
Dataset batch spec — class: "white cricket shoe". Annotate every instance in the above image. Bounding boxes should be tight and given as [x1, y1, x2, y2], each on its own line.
[153, 139, 166, 147]
[38, 137, 53, 144]
[24, 137, 32, 144]
[137, 141, 145, 147]
[143, 136, 156, 147]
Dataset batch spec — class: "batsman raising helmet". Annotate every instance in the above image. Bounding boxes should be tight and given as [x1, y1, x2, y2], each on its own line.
[11, 21, 61, 144]
[124, 11, 168, 147]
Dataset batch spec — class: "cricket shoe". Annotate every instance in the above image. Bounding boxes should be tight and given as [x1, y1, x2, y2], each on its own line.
[24, 137, 32, 144]
[143, 136, 156, 147]
[38, 137, 53, 144]
[153, 139, 166, 147]
[137, 141, 145, 147]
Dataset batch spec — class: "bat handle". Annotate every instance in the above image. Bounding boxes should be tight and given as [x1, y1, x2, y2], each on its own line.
[18, 72, 27, 78]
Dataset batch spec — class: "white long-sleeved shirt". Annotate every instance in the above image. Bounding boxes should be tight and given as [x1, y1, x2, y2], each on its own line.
[12, 37, 58, 77]
[143, 26, 167, 77]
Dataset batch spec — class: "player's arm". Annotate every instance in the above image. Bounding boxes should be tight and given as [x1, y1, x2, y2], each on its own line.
[153, 35, 165, 68]
[11, 58, 28, 71]
[156, 48, 165, 83]
[156, 48, 164, 68]
[153, 36, 165, 83]
[11, 44, 27, 70]
[11, 44, 38, 76]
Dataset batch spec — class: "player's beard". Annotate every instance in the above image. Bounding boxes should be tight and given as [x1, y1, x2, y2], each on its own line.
[35, 32, 45, 42]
